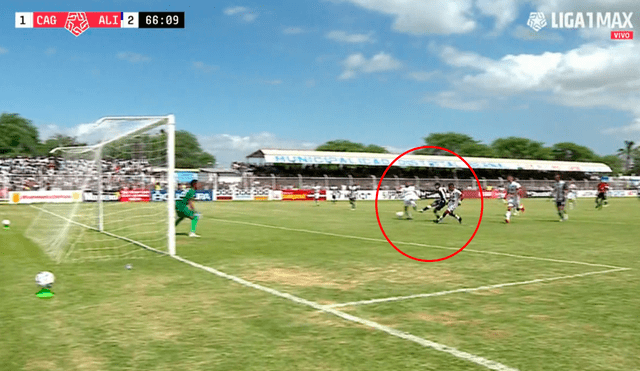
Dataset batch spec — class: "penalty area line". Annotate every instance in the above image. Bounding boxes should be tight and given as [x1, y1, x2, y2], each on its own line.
[327, 267, 631, 308]
[171, 254, 519, 371]
[208, 218, 629, 270]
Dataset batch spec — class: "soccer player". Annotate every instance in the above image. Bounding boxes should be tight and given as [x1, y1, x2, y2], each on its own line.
[400, 183, 419, 219]
[553, 174, 569, 221]
[567, 181, 577, 210]
[435, 183, 463, 224]
[420, 182, 448, 219]
[595, 178, 609, 209]
[175, 179, 200, 237]
[504, 175, 525, 223]
[348, 184, 358, 210]
[313, 183, 321, 206]
[330, 185, 339, 203]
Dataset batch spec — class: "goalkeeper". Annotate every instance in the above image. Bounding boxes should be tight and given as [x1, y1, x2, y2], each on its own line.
[175, 179, 201, 237]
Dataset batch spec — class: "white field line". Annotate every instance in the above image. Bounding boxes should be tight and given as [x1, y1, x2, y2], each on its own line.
[208, 218, 629, 270]
[171, 255, 519, 371]
[327, 268, 631, 308]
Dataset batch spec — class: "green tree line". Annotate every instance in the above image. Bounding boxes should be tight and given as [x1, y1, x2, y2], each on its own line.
[0, 113, 215, 168]
[316, 133, 639, 175]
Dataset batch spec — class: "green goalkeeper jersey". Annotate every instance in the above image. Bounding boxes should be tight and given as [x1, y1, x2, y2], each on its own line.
[176, 189, 196, 209]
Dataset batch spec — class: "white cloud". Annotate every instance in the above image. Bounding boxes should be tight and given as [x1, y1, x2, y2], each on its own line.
[283, 27, 305, 35]
[339, 52, 403, 79]
[405, 70, 437, 81]
[427, 91, 488, 111]
[326, 30, 376, 43]
[193, 61, 219, 73]
[332, 0, 476, 35]
[200, 132, 317, 167]
[603, 118, 640, 135]
[44, 47, 56, 55]
[476, 0, 519, 33]
[0, 47, 7, 54]
[116, 52, 150, 63]
[224, 6, 258, 22]
[262, 79, 283, 85]
[435, 41, 640, 130]
[512, 25, 563, 42]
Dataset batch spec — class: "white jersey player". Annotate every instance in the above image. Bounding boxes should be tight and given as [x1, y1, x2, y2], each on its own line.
[400, 184, 419, 219]
[348, 184, 359, 210]
[313, 184, 321, 206]
[435, 183, 462, 224]
[554, 174, 569, 221]
[567, 181, 577, 209]
[504, 176, 525, 223]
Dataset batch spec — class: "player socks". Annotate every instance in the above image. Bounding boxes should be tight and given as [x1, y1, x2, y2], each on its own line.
[191, 215, 199, 233]
[175, 216, 185, 226]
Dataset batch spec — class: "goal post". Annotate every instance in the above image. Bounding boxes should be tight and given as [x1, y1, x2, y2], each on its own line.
[26, 115, 177, 262]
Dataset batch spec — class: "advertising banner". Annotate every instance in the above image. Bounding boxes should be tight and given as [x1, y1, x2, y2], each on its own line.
[233, 189, 254, 201]
[150, 190, 213, 202]
[9, 190, 82, 204]
[254, 189, 270, 201]
[216, 189, 233, 200]
[83, 192, 120, 202]
[270, 190, 282, 201]
[282, 189, 326, 201]
[119, 189, 150, 202]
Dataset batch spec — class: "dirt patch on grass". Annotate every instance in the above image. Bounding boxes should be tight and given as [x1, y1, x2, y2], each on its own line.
[528, 314, 551, 321]
[412, 311, 474, 326]
[246, 267, 356, 289]
[356, 264, 462, 285]
[70, 349, 106, 371]
[25, 359, 58, 371]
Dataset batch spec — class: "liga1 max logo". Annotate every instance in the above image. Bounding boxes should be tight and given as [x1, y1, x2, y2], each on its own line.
[527, 11, 634, 39]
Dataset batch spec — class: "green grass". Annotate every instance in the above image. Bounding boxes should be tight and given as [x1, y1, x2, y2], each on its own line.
[1, 198, 639, 371]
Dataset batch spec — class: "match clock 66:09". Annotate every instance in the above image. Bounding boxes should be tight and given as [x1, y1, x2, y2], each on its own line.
[138, 12, 184, 28]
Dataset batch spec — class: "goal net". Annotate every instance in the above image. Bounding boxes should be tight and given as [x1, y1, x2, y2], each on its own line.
[26, 115, 176, 263]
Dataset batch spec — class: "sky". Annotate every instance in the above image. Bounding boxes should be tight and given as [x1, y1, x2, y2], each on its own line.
[1, 0, 640, 167]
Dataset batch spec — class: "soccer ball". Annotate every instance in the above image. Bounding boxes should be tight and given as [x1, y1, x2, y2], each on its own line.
[35, 271, 55, 287]
[396, 211, 404, 219]
[2, 219, 9, 227]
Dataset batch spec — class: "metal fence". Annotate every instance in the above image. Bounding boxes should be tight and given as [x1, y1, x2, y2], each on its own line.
[2, 173, 638, 202]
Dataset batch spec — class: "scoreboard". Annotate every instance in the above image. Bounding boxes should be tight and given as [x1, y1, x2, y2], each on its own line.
[15, 11, 184, 36]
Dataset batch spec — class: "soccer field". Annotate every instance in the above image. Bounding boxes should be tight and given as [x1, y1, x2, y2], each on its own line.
[1, 198, 638, 371]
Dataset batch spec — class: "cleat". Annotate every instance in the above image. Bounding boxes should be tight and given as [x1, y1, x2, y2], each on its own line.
[520, 205, 525, 213]
[189, 232, 201, 238]
[458, 217, 462, 224]
[419, 209, 424, 213]
[505, 219, 510, 224]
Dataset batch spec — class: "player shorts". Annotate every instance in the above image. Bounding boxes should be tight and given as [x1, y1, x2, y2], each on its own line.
[314, 194, 320, 199]
[176, 206, 195, 219]
[596, 192, 606, 200]
[447, 203, 459, 212]
[507, 197, 520, 209]
[431, 199, 446, 210]
[568, 192, 576, 200]
[556, 200, 565, 207]
[404, 199, 417, 207]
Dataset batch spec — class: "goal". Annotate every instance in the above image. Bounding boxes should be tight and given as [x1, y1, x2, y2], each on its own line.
[26, 115, 176, 263]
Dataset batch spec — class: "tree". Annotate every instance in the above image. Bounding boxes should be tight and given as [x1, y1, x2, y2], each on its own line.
[597, 154, 623, 175]
[40, 134, 87, 155]
[551, 142, 598, 162]
[175, 130, 215, 168]
[490, 137, 552, 160]
[316, 140, 388, 153]
[617, 140, 635, 173]
[0, 113, 40, 156]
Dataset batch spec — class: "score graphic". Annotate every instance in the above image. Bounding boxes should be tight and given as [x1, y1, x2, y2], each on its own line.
[15, 11, 185, 37]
